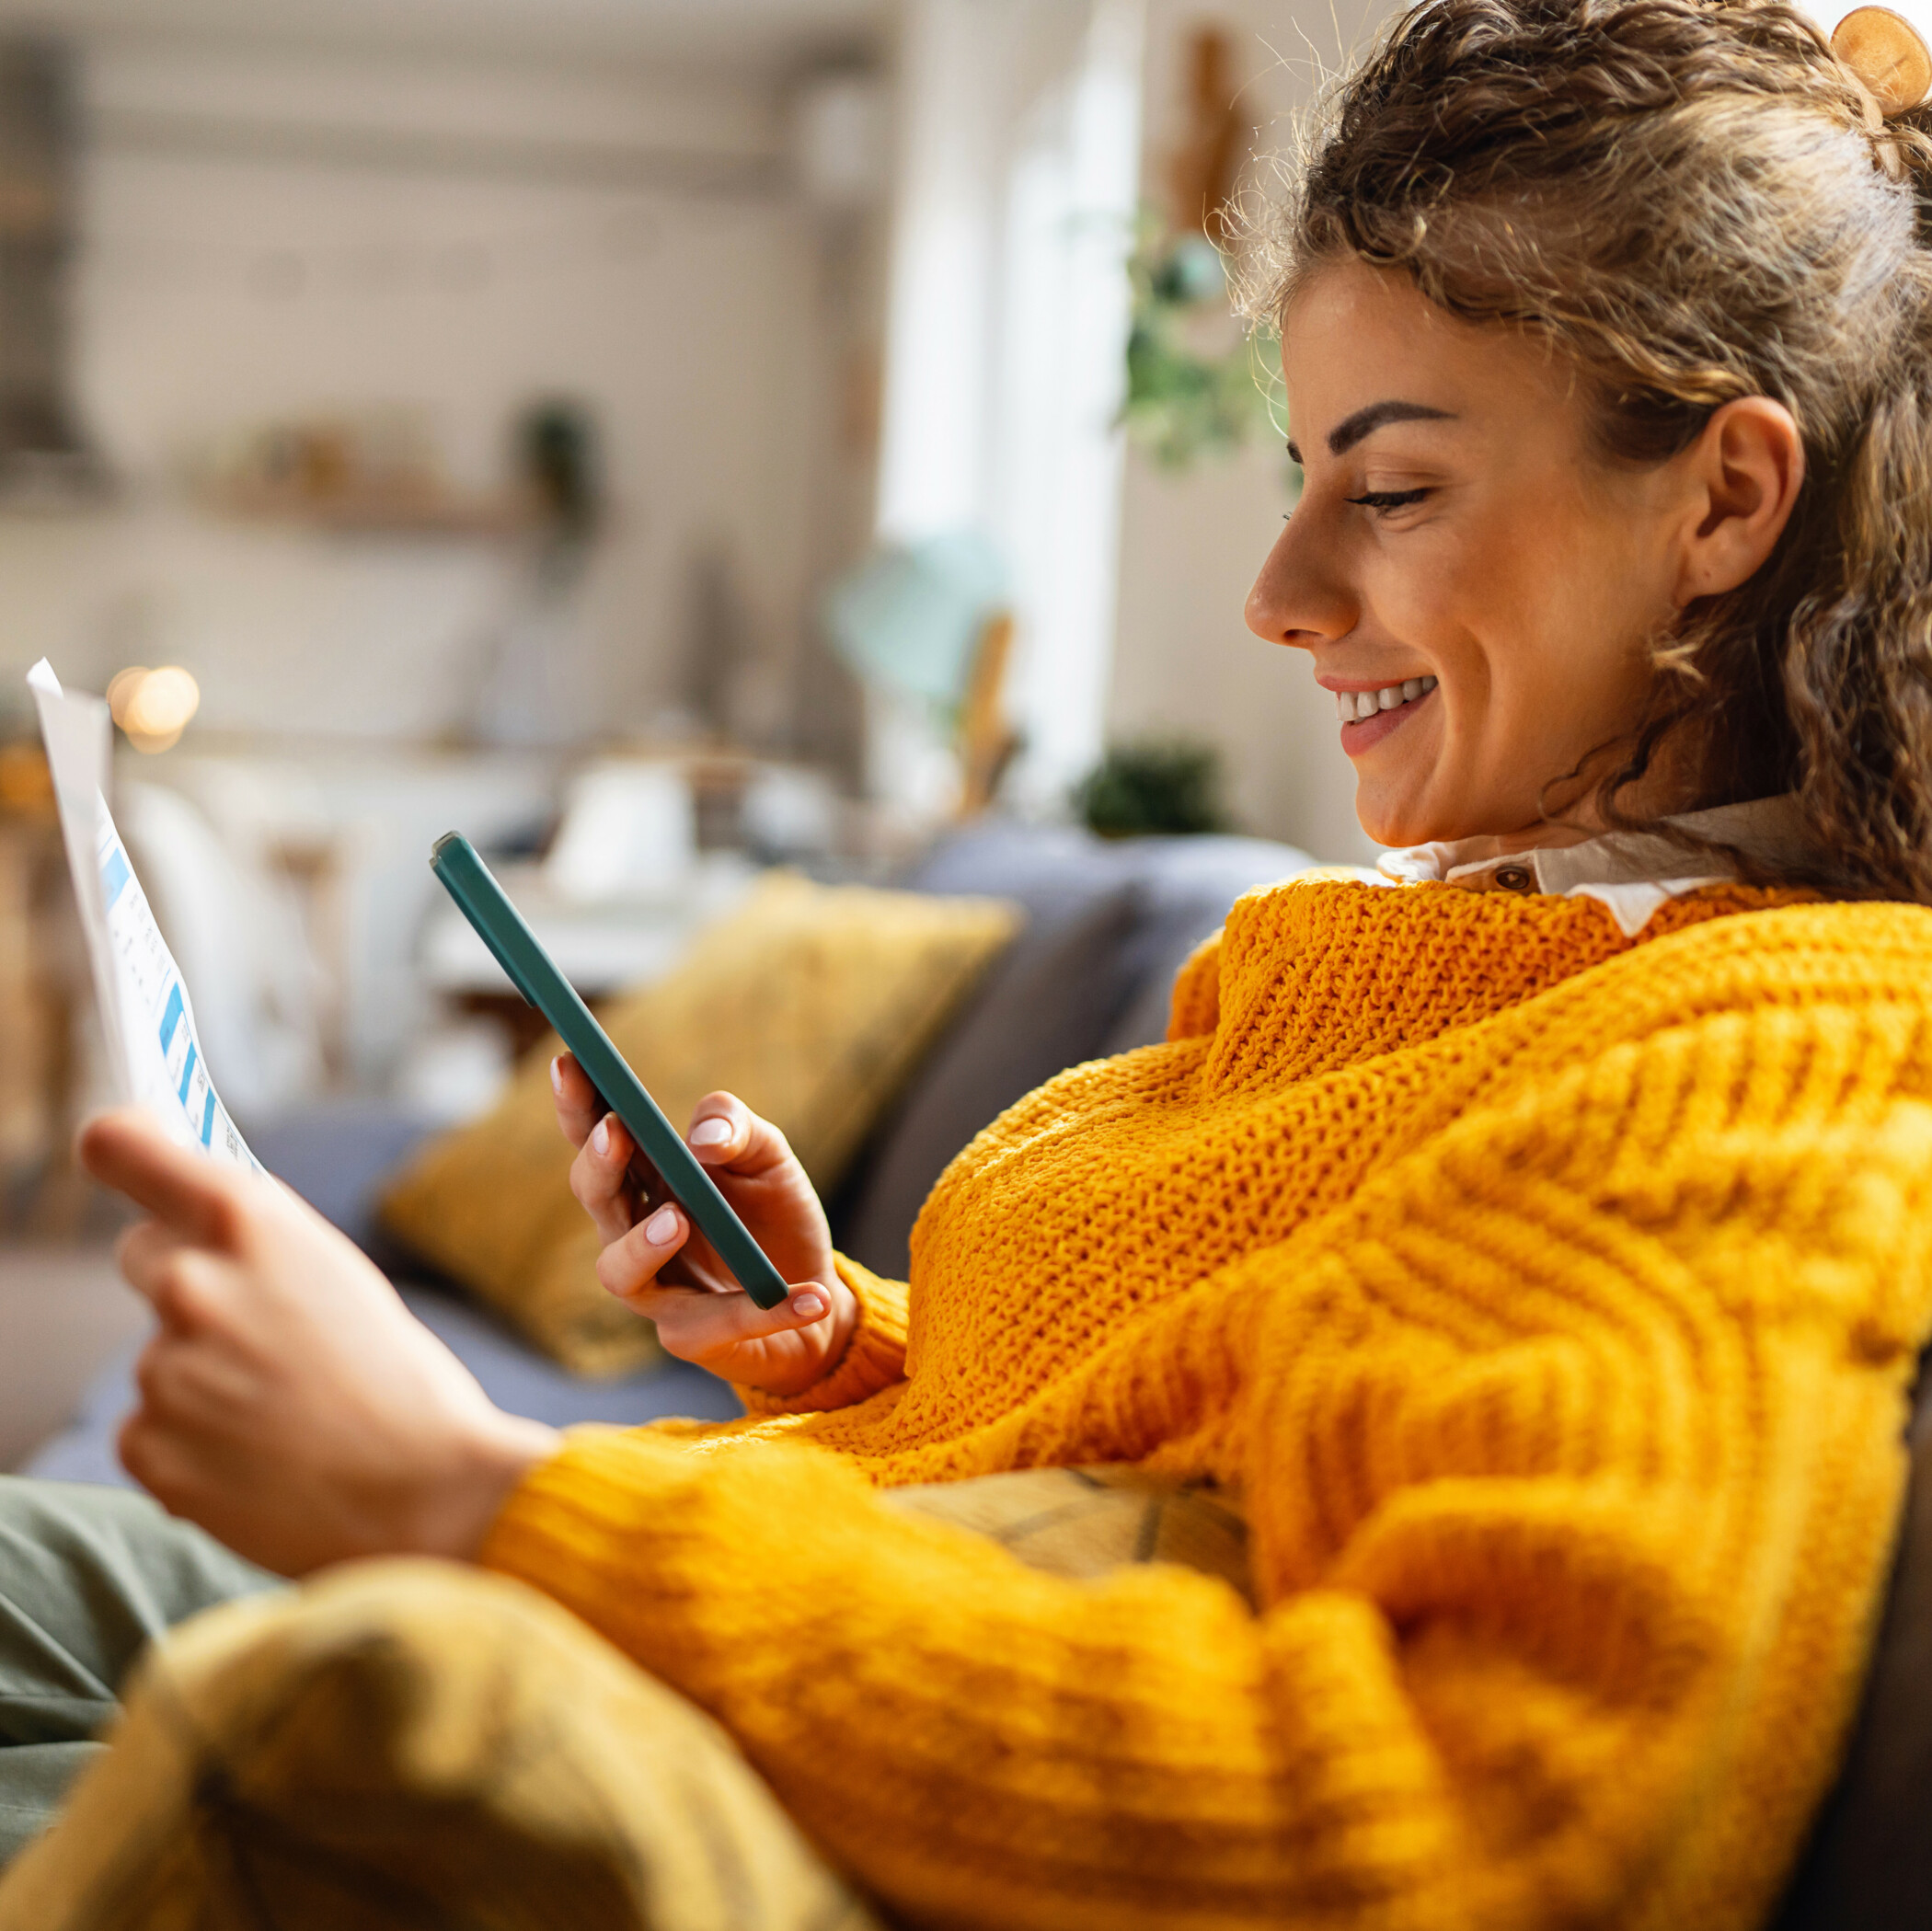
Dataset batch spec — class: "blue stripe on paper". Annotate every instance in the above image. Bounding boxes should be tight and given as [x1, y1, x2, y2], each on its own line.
[101, 846, 130, 908]
[157, 983, 183, 1054]
[177, 1042, 197, 1107]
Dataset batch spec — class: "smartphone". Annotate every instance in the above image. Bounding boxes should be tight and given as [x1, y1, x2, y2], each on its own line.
[430, 832, 791, 1309]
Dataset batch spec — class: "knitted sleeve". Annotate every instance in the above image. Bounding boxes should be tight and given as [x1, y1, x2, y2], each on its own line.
[480, 1038, 1932, 1930]
[733, 1254, 909, 1416]
[477, 1405, 1746, 1930]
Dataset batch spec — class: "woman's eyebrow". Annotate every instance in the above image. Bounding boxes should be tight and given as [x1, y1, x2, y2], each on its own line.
[1298, 399, 1456, 460]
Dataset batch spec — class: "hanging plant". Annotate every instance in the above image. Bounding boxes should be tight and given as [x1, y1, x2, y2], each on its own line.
[1120, 213, 1282, 474]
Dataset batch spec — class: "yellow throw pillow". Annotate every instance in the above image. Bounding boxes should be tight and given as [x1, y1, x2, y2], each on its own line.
[379, 873, 1018, 1377]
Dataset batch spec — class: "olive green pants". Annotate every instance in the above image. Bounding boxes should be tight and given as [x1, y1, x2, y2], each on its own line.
[0, 1476, 276, 1864]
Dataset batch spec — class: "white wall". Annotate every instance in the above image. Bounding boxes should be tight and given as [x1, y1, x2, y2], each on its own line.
[1106, 0, 1391, 863]
[1111, 440, 1374, 862]
[0, 36, 834, 745]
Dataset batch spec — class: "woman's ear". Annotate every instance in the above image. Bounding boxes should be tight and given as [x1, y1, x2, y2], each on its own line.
[1673, 396, 1805, 606]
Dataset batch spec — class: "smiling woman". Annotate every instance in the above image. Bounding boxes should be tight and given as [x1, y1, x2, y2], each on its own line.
[1248, 263, 1808, 846]
[17, 5, 1932, 1931]
[1241, 0, 1932, 887]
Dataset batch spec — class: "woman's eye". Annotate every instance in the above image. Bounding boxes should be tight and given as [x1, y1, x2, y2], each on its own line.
[1343, 488, 1430, 514]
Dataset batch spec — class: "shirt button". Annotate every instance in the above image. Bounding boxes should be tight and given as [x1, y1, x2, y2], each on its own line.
[1493, 865, 1534, 892]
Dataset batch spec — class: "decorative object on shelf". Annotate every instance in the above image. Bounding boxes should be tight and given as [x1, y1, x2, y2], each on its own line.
[517, 397, 602, 544]
[1075, 739, 1229, 838]
[466, 397, 608, 749]
[193, 404, 534, 535]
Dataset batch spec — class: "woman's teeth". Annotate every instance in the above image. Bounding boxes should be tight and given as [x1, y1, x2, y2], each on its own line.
[1335, 675, 1437, 723]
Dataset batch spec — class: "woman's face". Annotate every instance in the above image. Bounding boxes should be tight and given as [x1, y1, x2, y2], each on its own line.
[1246, 259, 1689, 849]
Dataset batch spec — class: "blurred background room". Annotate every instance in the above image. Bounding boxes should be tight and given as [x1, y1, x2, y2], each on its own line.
[0, 0, 1389, 1473]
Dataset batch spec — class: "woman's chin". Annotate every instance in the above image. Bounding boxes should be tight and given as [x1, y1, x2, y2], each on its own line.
[1350, 716, 1453, 849]
[1353, 786, 1438, 850]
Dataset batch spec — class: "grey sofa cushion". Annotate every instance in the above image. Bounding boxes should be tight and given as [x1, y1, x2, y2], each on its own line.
[1099, 834, 1316, 1053]
[832, 883, 1142, 1278]
[247, 1099, 440, 1273]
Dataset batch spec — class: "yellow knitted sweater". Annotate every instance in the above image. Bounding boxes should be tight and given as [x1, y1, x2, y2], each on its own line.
[481, 879, 1932, 1931]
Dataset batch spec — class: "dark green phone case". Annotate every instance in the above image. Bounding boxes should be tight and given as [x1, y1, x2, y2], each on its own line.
[430, 833, 791, 1309]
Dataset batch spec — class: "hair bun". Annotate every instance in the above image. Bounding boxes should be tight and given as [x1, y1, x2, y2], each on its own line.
[1821, 4, 1932, 114]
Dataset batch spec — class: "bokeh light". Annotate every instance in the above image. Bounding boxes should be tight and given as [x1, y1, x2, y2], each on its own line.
[108, 665, 201, 753]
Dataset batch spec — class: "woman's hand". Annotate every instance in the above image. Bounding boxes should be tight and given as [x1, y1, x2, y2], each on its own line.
[552, 1055, 856, 1397]
[77, 1109, 560, 1578]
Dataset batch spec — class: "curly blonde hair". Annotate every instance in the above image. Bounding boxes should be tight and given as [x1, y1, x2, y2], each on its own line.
[1237, 0, 1932, 899]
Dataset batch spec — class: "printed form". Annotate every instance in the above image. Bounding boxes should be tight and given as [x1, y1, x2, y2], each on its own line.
[29, 661, 260, 1171]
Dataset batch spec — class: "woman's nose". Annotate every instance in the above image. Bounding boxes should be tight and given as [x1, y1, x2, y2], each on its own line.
[1245, 508, 1354, 653]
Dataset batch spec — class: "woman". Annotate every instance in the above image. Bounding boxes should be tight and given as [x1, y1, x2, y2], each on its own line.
[11, 0, 1932, 1924]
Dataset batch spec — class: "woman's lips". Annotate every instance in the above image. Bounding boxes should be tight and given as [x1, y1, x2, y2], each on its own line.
[1339, 682, 1437, 755]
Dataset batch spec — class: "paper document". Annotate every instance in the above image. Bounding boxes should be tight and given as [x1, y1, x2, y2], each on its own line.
[29, 661, 260, 1171]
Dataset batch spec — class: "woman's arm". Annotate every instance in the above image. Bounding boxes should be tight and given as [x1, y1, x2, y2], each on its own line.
[473, 1390, 1755, 1931]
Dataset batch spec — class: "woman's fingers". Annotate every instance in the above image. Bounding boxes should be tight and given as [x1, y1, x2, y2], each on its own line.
[117, 1407, 192, 1514]
[684, 1092, 798, 1178]
[134, 1314, 267, 1424]
[116, 1222, 230, 1329]
[77, 1109, 250, 1248]
[116, 1219, 184, 1301]
[550, 1053, 605, 1148]
[618, 1279, 835, 1367]
[568, 1111, 650, 1246]
[592, 1203, 692, 1298]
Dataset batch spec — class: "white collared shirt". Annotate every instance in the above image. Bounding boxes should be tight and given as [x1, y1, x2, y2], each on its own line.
[1374, 796, 1811, 937]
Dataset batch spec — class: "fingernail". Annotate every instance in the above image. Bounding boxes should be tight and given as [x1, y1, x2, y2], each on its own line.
[550, 1056, 565, 1095]
[790, 1289, 826, 1318]
[688, 1118, 732, 1148]
[643, 1206, 680, 1247]
[591, 1118, 610, 1155]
